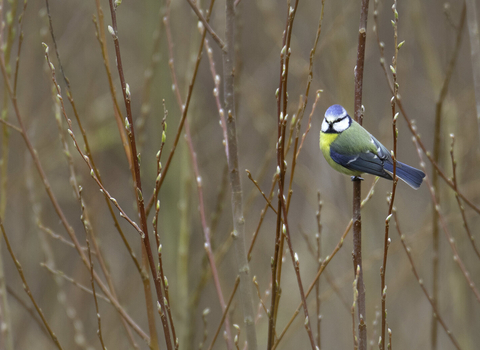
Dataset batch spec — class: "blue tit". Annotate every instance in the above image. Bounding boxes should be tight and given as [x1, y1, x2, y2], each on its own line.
[319, 104, 425, 189]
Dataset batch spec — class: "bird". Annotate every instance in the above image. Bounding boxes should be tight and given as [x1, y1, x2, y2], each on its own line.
[319, 104, 425, 189]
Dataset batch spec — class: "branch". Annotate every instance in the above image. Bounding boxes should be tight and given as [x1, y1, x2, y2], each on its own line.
[146, 0, 218, 216]
[465, 0, 480, 146]
[449, 135, 480, 260]
[380, 2, 400, 349]
[393, 211, 462, 350]
[272, 180, 378, 349]
[187, 0, 226, 50]
[0, 38, 150, 347]
[109, 2, 171, 347]
[353, 1, 370, 349]
[430, 5, 466, 348]
[413, 138, 480, 303]
[0, 217, 63, 349]
[222, 0, 258, 348]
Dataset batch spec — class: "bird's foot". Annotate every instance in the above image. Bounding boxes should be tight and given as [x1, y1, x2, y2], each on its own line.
[351, 176, 364, 181]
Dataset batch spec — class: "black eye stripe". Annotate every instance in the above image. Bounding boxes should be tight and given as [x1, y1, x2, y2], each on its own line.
[328, 116, 346, 125]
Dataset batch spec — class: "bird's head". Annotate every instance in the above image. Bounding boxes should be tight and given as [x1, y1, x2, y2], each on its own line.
[321, 104, 352, 134]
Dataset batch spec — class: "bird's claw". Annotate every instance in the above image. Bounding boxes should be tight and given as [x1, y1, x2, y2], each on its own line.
[351, 176, 364, 181]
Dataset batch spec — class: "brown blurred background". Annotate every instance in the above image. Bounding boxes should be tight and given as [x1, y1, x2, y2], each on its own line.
[0, 0, 479, 349]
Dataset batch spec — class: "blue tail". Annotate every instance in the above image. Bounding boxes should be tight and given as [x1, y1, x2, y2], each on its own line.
[384, 161, 425, 190]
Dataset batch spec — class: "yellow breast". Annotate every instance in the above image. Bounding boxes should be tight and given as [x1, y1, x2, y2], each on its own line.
[319, 131, 338, 160]
[319, 131, 360, 176]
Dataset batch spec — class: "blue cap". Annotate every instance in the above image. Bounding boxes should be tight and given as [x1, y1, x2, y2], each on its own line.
[325, 104, 347, 120]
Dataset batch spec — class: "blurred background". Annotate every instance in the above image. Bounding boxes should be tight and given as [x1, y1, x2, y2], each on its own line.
[0, 0, 479, 349]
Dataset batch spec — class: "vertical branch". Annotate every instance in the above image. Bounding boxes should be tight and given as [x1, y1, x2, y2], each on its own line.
[166, 1, 234, 344]
[431, 5, 466, 348]
[315, 192, 323, 349]
[352, 266, 360, 350]
[0, 2, 24, 349]
[0, 0, 19, 218]
[393, 211, 462, 350]
[92, 0, 132, 166]
[374, 3, 479, 216]
[146, 0, 217, 215]
[2, 41, 151, 344]
[106, 2, 171, 349]
[272, 179, 378, 350]
[413, 139, 480, 303]
[0, 217, 63, 350]
[222, 0, 258, 349]
[380, 3, 400, 349]
[44, 4, 142, 346]
[353, 1, 370, 349]
[268, 8, 291, 345]
[270, 1, 317, 348]
[464, 0, 480, 145]
[152, 115, 179, 350]
[351, 180, 365, 347]
[449, 135, 480, 260]
[177, 141, 192, 349]
[85, 238, 107, 350]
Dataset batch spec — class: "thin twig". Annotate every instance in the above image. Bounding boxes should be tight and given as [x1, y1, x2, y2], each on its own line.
[86, 239, 107, 350]
[163, 0, 233, 344]
[272, 179, 378, 350]
[137, 8, 164, 152]
[413, 138, 480, 303]
[380, 2, 400, 349]
[92, 0, 131, 165]
[187, 0, 225, 50]
[46, 5, 142, 345]
[269, 9, 291, 347]
[106, 2, 167, 348]
[373, 5, 480, 216]
[247, 172, 278, 261]
[284, 0, 326, 214]
[41, 263, 111, 303]
[204, 38, 228, 158]
[297, 225, 367, 314]
[146, 0, 217, 216]
[207, 277, 240, 350]
[270, 1, 317, 347]
[0, 217, 63, 349]
[6, 285, 51, 340]
[0, 40, 149, 346]
[13, 1, 27, 98]
[296, 91, 322, 159]
[449, 135, 480, 260]
[26, 165, 92, 349]
[286, 90, 321, 213]
[253, 276, 269, 318]
[45, 37, 152, 347]
[154, 114, 178, 349]
[430, 6, 466, 348]
[393, 211, 462, 350]
[0, 118, 21, 133]
[246, 170, 278, 214]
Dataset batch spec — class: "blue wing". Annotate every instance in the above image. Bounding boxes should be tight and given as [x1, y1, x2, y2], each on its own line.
[330, 148, 393, 179]
[329, 130, 425, 189]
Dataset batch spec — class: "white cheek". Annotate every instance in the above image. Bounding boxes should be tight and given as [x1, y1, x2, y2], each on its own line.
[321, 119, 329, 132]
[334, 118, 350, 132]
